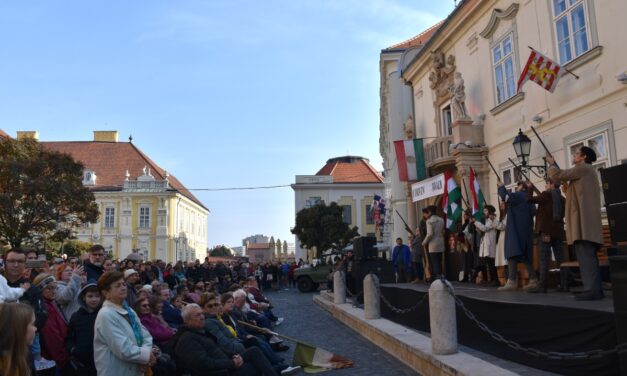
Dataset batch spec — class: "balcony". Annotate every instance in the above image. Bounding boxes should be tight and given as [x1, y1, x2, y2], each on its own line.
[424, 135, 455, 170]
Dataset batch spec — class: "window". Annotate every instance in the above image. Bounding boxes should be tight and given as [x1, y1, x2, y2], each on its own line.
[366, 204, 374, 225]
[341, 205, 352, 224]
[492, 34, 516, 104]
[104, 207, 115, 228]
[501, 166, 523, 193]
[552, 0, 590, 64]
[305, 197, 322, 208]
[139, 207, 150, 228]
[567, 131, 610, 173]
[440, 104, 452, 136]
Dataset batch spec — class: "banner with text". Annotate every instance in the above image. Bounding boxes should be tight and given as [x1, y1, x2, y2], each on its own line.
[411, 173, 444, 202]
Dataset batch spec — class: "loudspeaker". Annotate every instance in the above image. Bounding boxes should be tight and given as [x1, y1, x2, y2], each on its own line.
[353, 236, 377, 261]
[600, 164, 627, 206]
[350, 259, 395, 303]
[609, 256, 627, 374]
[607, 203, 627, 243]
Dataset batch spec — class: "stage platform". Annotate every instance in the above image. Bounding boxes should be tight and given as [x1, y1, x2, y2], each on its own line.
[378, 282, 619, 376]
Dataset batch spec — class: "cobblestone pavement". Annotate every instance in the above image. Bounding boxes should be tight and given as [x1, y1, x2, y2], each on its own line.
[263, 287, 420, 376]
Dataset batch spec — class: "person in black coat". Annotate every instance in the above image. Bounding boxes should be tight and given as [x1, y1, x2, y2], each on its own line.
[66, 282, 101, 376]
[171, 304, 281, 376]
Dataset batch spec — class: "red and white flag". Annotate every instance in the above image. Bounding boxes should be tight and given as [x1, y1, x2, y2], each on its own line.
[517, 48, 562, 93]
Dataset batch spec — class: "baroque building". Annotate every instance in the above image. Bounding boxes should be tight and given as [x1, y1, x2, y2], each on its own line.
[16, 130, 209, 263]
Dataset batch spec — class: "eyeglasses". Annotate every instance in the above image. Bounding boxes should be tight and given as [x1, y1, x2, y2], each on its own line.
[5, 259, 26, 265]
[44, 285, 57, 291]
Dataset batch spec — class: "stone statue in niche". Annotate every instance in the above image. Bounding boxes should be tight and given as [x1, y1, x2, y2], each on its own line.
[429, 51, 457, 100]
[404, 114, 414, 139]
[449, 72, 470, 121]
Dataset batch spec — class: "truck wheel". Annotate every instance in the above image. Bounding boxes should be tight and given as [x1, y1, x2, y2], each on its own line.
[297, 277, 314, 293]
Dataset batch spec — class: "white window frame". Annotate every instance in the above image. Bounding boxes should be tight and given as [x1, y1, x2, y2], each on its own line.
[104, 207, 115, 228]
[499, 162, 523, 194]
[440, 102, 452, 137]
[550, 0, 595, 64]
[139, 206, 151, 228]
[305, 197, 322, 208]
[491, 32, 518, 105]
[341, 205, 352, 224]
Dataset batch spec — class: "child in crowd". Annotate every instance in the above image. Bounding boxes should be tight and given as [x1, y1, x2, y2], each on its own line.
[66, 282, 102, 376]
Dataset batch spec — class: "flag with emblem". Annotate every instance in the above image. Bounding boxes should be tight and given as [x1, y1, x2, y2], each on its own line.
[394, 139, 426, 181]
[469, 167, 485, 220]
[442, 170, 462, 230]
[517, 48, 562, 93]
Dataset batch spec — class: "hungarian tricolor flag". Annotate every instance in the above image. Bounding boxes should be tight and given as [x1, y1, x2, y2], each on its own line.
[394, 139, 426, 181]
[517, 47, 562, 93]
[293, 341, 353, 372]
[442, 170, 462, 230]
[469, 167, 485, 220]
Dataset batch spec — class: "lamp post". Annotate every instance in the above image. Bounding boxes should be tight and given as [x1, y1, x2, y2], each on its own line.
[512, 129, 547, 179]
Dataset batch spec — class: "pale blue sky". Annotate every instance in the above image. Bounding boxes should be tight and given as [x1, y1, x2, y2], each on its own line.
[0, 0, 454, 249]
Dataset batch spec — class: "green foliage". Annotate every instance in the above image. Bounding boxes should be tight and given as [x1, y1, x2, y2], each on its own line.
[209, 245, 233, 257]
[46, 239, 94, 258]
[290, 202, 359, 259]
[0, 137, 99, 247]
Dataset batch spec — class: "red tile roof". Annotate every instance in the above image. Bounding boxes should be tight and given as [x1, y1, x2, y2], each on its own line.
[247, 243, 271, 250]
[383, 21, 444, 51]
[0, 129, 11, 139]
[42, 141, 207, 210]
[316, 156, 383, 183]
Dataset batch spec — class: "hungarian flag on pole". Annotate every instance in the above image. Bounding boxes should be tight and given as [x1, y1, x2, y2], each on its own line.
[292, 341, 353, 372]
[394, 139, 426, 181]
[469, 167, 485, 220]
[517, 47, 562, 93]
[442, 170, 462, 230]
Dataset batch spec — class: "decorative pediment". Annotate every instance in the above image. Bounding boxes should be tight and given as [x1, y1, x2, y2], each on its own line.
[480, 3, 520, 39]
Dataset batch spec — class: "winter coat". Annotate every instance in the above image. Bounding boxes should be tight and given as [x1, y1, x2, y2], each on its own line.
[171, 325, 236, 376]
[204, 313, 245, 355]
[139, 313, 174, 345]
[548, 163, 603, 245]
[93, 300, 153, 376]
[66, 303, 99, 375]
[474, 218, 500, 258]
[498, 186, 534, 260]
[41, 298, 70, 368]
[55, 274, 82, 319]
[83, 262, 103, 282]
[392, 245, 411, 271]
[528, 189, 566, 240]
[162, 300, 183, 329]
[422, 215, 444, 253]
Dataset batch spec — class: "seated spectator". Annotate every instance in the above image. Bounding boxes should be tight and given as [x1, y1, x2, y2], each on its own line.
[55, 263, 85, 319]
[135, 296, 175, 347]
[172, 304, 294, 376]
[66, 281, 101, 376]
[232, 289, 272, 332]
[160, 287, 183, 329]
[245, 277, 283, 326]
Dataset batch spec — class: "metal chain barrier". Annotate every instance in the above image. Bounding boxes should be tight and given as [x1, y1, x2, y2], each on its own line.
[345, 288, 364, 307]
[441, 278, 627, 360]
[378, 284, 429, 315]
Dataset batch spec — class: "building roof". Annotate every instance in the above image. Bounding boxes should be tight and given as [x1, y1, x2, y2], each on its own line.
[247, 243, 271, 250]
[383, 21, 444, 52]
[315, 156, 383, 183]
[42, 140, 207, 210]
[0, 129, 11, 139]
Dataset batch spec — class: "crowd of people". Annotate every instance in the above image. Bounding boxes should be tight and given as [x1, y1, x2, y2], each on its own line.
[390, 146, 605, 301]
[0, 245, 302, 376]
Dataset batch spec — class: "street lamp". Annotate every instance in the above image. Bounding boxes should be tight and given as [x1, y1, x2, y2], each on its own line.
[512, 128, 547, 178]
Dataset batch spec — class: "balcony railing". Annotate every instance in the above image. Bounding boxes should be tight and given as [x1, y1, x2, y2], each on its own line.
[424, 135, 454, 168]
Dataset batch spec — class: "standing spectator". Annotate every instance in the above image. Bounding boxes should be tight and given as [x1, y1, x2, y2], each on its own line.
[124, 269, 140, 307]
[84, 245, 105, 282]
[547, 147, 604, 300]
[55, 264, 85, 320]
[409, 231, 424, 283]
[498, 181, 538, 291]
[422, 205, 445, 279]
[66, 282, 101, 376]
[392, 238, 411, 283]
[94, 271, 156, 375]
[0, 303, 37, 376]
[102, 259, 114, 273]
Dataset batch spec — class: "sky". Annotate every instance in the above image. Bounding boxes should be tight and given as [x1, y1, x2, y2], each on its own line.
[0, 0, 454, 249]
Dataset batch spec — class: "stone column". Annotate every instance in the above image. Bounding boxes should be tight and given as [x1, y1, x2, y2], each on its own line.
[363, 273, 380, 319]
[429, 279, 458, 355]
[406, 183, 417, 237]
[333, 271, 346, 304]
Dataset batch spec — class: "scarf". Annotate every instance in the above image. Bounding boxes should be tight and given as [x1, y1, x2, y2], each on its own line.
[551, 188, 563, 221]
[122, 300, 143, 347]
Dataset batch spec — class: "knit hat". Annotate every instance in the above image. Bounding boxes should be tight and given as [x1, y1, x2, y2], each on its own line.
[124, 269, 139, 279]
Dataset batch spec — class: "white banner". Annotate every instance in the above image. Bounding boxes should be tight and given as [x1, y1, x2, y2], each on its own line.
[411, 173, 444, 202]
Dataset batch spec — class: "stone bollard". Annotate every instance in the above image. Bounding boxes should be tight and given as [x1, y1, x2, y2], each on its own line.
[333, 271, 346, 304]
[363, 273, 380, 319]
[428, 279, 458, 355]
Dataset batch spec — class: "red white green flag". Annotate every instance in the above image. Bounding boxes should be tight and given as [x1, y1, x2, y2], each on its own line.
[442, 170, 462, 230]
[393, 139, 426, 182]
[469, 167, 485, 220]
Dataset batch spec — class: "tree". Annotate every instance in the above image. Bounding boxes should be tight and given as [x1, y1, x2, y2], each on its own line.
[0, 137, 99, 248]
[291, 202, 359, 259]
[209, 245, 232, 257]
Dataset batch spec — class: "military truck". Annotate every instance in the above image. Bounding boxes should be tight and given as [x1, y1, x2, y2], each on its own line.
[293, 261, 332, 293]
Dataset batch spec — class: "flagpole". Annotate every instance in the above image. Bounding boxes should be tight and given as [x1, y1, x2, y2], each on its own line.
[460, 178, 472, 210]
[508, 157, 542, 195]
[472, 168, 490, 207]
[527, 46, 579, 79]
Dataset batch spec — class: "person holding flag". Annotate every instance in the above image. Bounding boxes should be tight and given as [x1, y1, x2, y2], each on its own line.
[422, 205, 445, 279]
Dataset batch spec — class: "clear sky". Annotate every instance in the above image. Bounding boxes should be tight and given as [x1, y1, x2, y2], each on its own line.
[0, 0, 454, 249]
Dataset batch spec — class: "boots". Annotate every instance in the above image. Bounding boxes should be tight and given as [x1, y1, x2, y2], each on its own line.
[497, 279, 518, 291]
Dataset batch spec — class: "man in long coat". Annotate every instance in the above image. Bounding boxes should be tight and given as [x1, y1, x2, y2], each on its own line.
[497, 181, 538, 291]
[547, 146, 603, 300]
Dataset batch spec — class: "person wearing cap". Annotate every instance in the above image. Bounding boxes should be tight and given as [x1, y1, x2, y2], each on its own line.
[66, 281, 102, 375]
[547, 146, 604, 300]
[124, 269, 140, 307]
